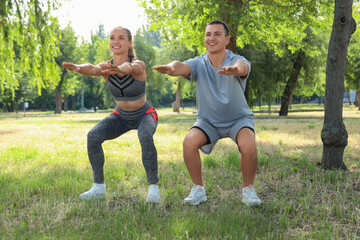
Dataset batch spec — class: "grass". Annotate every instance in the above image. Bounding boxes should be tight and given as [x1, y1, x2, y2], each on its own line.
[0, 105, 359, 239]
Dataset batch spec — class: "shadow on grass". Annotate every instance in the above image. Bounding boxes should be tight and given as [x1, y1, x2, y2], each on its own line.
[0, 130, 19, 135]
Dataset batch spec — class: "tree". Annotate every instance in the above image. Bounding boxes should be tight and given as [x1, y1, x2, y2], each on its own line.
[0, 0, 60, 97]
[134, 26, 196, 110]
[54, 25, 79, 114]
[162, 44, 196, 112]
[345, 2, 360, 110]
[279, 26, 329, 115]
[81, 25, 110, 112]
[138, 0, 333, 112]
[134, 29, 168, 107]
[321, 0, 356, 170]
[241, 45, 291, 110]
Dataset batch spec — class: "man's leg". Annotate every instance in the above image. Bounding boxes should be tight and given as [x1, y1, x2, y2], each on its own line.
[236, 127, 262, 206]
[183, 128, 208, 186]
[236, 127, 258, 188]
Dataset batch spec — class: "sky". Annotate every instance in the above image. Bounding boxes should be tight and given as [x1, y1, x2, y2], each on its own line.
[54, 0, 147, 41]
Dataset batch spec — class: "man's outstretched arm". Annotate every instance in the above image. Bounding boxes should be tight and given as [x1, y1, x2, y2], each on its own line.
[154, 61, 191, 78]
[217, 60, 249, 77]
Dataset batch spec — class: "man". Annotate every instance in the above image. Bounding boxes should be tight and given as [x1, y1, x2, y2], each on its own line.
[154, 20, 261, 206]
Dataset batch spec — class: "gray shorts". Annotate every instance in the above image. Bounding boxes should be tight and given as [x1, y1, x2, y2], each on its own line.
[192, 116, 254, 154]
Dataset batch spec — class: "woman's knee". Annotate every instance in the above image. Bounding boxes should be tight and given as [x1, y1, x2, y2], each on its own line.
[87, 129, 104, 145]
[138, 130, 154, 144]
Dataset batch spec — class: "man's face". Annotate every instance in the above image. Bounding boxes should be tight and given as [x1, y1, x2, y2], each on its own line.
[204, 24, 229, 53]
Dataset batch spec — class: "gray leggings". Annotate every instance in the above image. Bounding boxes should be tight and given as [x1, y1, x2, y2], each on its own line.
[87, 101, 158, 184]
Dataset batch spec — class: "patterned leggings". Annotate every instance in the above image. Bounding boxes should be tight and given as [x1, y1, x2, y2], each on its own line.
[87, 101, 158, 184]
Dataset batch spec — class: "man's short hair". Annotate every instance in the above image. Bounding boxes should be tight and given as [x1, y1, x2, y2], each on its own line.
[207, 20, 229, 37]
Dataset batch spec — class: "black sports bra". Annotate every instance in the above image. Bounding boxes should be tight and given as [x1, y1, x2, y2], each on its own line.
[106, 59, 146, 101]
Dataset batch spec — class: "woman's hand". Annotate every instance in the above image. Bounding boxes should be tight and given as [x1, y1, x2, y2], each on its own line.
[62, 62, 80, 72]
[101, 61, 131, 76]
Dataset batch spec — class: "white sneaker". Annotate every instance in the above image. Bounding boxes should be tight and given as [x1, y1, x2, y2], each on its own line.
[146, 184, 161, 203]
[242, 185, 261, 206]
[184, 185, 207, 205]
[79, 183, 106, 200]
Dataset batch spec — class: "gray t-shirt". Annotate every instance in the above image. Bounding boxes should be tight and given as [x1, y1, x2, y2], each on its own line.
[184, 50, 253, 127]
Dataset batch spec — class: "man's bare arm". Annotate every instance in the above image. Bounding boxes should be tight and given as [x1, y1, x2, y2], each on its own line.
[217, 60, 249, 77]
[154, 61, 191, 77]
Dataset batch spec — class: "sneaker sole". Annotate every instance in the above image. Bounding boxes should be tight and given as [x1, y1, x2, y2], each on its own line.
[184, 196, 207, 205]
[242, 199, 261, 206]
[79, 194, 105, 200]
[146, 197, 161, 203]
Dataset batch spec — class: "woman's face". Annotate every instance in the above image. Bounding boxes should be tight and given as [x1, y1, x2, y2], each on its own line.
[109, 28, 132, 55]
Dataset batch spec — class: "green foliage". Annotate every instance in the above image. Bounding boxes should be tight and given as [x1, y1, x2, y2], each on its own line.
[0, 0, 61, 97]
[137, 0, 334, 110]
[139, 0, 333, 54]
[134, 27, 197, 107]
[53, 25, 81, 113]
[293, 27, 329, 99]
[134, 30, 168, 107]
[346, 2, 360, 92]
[158, 39, 197, 102]
[242, 45, 291, 107]
[80, 25, 111, 110]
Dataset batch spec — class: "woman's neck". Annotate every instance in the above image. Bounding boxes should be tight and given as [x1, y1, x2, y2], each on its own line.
[112, 54, 129, 65]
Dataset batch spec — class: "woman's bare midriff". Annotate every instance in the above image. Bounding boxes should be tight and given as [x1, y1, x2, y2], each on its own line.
[115, 96, 146, 111]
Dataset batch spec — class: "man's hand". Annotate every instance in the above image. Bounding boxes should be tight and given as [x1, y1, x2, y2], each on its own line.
[62, 62, 80, 72]
[217, 66, 240, 76]
[154, 65, 175, 75]
[218, 60, 249, 77]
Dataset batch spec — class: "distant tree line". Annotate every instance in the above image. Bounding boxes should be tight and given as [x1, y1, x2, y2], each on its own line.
[1, 0, 359, 114]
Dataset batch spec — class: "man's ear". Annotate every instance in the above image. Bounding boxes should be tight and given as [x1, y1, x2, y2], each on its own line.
[225, 36, 230, 45]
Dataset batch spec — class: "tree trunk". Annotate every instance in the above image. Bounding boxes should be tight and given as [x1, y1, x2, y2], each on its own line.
[227, 35, 237, 53]
[279, 50, 305, 116]
[41, 103, 47, 111]
[244, 80, 250, 104]
[289, 98, 292, 110]
[72, 94, 79, 111]
[345, 91, 351, 105]
[92, 98, 98, 112]
[54, 75, 65, 114]
[64, 96, 69, 112]
[356, 90, 360, 109]
[172, 89, 181, 113]
[54, 89, 62, 114]
[321, 0, 356, 170]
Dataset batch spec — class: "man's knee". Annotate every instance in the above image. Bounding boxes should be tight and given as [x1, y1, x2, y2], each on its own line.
[237, 128, 257, 154]
[183, 129, 207, 151]
[183, 134, 195, 150]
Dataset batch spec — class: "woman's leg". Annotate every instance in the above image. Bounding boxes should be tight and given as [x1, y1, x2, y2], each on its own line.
[137, 110, 158, 184]
[87, 114, 129, 183]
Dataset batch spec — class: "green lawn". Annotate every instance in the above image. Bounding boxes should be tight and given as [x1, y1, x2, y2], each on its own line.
[0, 106, 359, 239]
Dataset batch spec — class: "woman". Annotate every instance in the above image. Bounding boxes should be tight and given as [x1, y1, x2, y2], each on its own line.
[62, 26, 160, 203]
